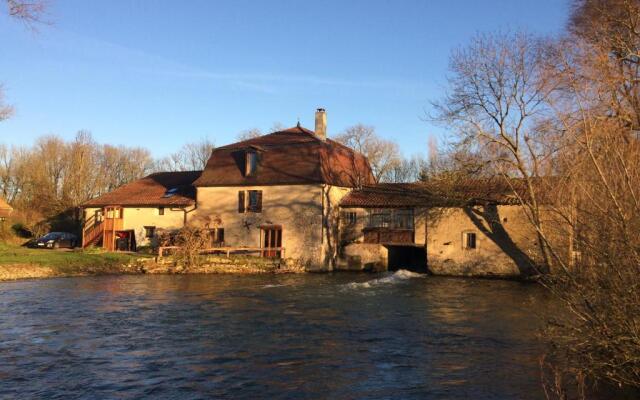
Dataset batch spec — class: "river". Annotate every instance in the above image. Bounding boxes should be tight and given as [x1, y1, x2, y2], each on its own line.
[0, 271, 553, 399]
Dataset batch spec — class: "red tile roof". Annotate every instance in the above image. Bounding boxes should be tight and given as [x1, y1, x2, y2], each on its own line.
[340, 179, 527, 208]
[82, 171, 201, 208]
[0, 197, 12, 218]
[193, 126, 374, 187]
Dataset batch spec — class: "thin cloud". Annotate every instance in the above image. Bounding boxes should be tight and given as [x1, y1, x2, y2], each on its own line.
[45, 29, 421, 92]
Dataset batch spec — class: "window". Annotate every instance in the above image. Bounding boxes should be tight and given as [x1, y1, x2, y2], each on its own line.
[245, 151, 258, 176]
[369, 209, 391, 228]
[394, 209, 414, 229]
[367, 208, 413, 229]
[144, 226, 156, 239]
[261, 226, 282, 258]
[239, 190, 262, 213]
[341, 211, 357, 226]
[248, 190, 262, 212]
[464, 232, 477, 249]
[158, 207, 165, 215]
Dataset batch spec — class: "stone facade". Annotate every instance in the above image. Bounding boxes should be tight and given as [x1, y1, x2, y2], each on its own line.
[336, 203, 545, 278]
[194, 184, 350, 271]
[425, 205, 542, 277]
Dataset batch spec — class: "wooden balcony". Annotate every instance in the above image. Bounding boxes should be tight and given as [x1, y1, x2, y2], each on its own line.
[363, 227, 415, 245]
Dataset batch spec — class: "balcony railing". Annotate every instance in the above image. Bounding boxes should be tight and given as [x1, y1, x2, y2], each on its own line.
[363, 227, 415, 244]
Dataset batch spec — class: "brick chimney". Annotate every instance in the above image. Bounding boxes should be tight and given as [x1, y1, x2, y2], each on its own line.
[315, 108, 327, 141]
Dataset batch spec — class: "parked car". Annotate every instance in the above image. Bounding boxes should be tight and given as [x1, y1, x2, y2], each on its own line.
[32, 232, 78, 249]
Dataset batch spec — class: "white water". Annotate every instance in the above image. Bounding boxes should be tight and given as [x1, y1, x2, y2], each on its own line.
[343, 269, 425, 289]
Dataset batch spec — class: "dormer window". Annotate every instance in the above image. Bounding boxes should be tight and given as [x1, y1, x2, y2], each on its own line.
[163, 188, 179, 198]
[245, 151, 258, 176]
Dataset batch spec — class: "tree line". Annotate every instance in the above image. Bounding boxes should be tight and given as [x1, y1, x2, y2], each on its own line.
[0, 123, 429, 236]
[0, 132, 217, 235]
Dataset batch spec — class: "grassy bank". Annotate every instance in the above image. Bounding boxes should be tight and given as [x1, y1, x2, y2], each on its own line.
[0, 243, 151, 281]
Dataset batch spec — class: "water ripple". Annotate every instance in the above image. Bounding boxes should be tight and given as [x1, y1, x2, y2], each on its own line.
[0, 274, 551, 399]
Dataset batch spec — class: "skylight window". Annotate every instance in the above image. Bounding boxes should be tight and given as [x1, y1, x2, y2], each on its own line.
[163, 187, 179, 198]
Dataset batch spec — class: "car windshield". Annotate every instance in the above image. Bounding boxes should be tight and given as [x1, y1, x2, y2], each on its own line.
[41, 233, 63, 240]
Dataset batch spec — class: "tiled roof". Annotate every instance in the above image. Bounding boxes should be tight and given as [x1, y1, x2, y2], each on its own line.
[82, 171, 201, 207]
[193, 126, 374, 187]
[0, 197, 12, 218]
[340, 179, 527, 208]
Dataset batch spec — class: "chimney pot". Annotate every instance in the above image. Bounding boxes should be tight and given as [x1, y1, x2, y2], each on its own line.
[315, 108, 327, 141]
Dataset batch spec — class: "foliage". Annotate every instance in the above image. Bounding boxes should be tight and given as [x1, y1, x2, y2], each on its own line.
[0, 132, 154, 228]
[430, 1, 640, 396]
[159, 215, 221, 270]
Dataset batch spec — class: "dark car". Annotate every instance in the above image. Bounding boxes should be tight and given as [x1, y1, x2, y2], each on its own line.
[33, 232, 78, 249]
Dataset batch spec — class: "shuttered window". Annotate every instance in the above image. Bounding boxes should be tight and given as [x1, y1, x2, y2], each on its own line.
[238, 191, 245, 213]
[248, 190, 262, 212]
[238, 190, 262, 213]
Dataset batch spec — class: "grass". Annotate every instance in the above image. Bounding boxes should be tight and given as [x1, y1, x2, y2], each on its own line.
[0, 242, 152, 277]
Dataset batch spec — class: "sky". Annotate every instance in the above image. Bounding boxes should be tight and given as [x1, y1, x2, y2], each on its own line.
[0, 0, 570, 159]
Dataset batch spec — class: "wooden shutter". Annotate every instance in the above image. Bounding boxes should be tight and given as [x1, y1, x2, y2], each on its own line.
[238, 191, 245, 213]
[255, 190, 262, 212]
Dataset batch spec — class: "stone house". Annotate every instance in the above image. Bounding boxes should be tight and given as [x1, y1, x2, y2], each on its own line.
[81, 171, 201, 251]
[81, 109, 549, 277]
[81, 109, 375, 270]
[337, 181, 547, 278]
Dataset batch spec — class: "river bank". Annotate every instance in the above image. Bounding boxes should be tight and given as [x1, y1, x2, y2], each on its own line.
[0, 243, 305, 281]
[0, 243, 148, 281]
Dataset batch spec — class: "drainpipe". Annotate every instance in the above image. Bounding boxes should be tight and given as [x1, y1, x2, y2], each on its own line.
[171, 203, 197, 227]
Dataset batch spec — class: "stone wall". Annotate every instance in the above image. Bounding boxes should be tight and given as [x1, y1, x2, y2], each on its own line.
[195, 184, 352, 271]
[336, 243, 388, 272]
[149, 255, 305, 274]
[426, 205, 543, 278]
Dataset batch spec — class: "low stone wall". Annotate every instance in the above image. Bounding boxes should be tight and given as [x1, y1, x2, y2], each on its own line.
[0, 256, 306, 282]
[0, 258, 148, 281]
[427, 254, 542, 279]
[147, 255, 306, 274]
[427, 256, 521, 278]
[336, 243, 388, 272]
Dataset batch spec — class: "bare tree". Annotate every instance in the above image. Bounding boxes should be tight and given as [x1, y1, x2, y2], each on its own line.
[236, 128, 262, 141]
[532, 0, 640, 393]
[0, 85, 14, 122]
[154, 138, 215, 171]
[334, 124, 401, 183]
[269, 122, 286, 132]
[432, 31, 557, 269]
[384, 155, 427, 183]
[6, 0, 47, 28]
[1, 0, 48, 123]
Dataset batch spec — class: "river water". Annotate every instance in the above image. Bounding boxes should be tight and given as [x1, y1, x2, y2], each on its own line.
[0, 271, 553, 399]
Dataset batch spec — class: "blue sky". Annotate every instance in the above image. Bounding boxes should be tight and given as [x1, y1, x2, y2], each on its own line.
[0, 0, 569, 159]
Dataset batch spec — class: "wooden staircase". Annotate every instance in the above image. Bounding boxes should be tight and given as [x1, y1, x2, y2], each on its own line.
[82, 215, 104, 248]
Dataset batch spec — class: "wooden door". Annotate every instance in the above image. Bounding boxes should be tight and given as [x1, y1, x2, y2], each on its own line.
[261, 226, 282, 258]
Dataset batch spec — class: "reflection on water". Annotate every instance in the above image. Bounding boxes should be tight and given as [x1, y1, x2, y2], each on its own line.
[0, 271, 553, 399]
